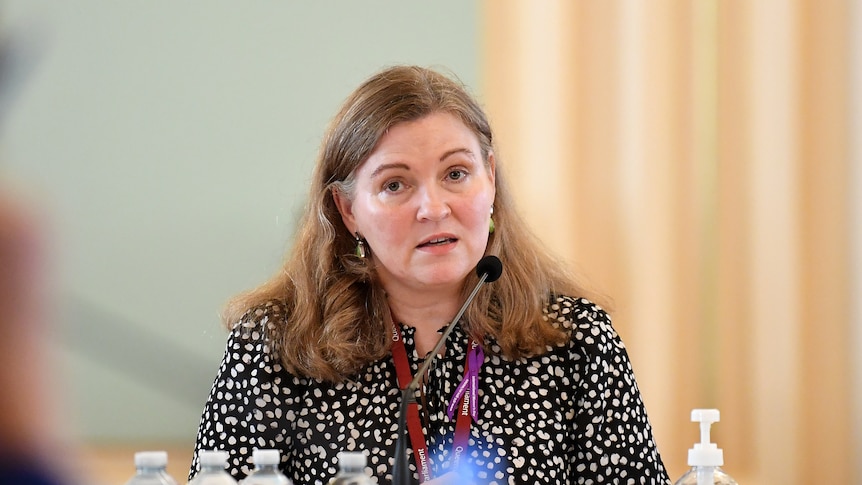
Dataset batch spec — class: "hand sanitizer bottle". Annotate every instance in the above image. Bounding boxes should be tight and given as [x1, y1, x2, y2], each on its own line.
[673, 409, 738, 485]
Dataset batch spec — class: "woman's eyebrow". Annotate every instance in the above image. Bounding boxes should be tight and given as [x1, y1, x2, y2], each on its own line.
[368, 148, 475, 179]
[440, 148, 475, 162]
[369, 162, 410, 179]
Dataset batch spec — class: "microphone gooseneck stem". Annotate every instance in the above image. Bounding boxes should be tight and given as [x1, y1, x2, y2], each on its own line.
[393, 388, 411, 485]
[392, 269, 492, 485]
[406, 271, 489, 394]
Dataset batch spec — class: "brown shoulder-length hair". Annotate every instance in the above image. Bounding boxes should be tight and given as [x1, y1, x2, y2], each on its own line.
[225, 65, 598, 382]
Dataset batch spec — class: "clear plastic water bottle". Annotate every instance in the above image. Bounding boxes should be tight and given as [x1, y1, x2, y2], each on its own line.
[124, 451, 178, 485]
[240, 449, 292, 485]
[673, 409, 739, 485]
[189, 450, 239, 485]
[327, 452, 373, 485]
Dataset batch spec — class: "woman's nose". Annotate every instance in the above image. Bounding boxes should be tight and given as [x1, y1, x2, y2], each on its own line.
[416, 185, 451, 221]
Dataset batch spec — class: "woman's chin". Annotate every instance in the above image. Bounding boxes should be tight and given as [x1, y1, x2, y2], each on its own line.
[413, 267, 474, 290]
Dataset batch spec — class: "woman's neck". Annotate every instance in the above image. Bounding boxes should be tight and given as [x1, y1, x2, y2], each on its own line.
[386, 287, 463, 357]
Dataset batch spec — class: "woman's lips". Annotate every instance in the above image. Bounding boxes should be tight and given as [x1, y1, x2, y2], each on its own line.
[418, 236, 458, 248]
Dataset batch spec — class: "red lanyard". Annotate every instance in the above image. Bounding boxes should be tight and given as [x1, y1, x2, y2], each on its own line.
[391, 324, 482, 482]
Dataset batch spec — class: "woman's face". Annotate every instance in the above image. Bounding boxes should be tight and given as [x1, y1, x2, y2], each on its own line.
[334, 112, 496, 297]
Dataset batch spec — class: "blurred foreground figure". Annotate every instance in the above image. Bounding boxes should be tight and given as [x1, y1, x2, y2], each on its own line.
[0, 189, 69, 485]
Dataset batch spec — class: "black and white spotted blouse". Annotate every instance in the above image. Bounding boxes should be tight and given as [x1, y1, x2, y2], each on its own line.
[190, 296, 671, 484]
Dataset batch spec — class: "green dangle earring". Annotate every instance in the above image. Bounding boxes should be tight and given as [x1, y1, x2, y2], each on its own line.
[354, 232, 367, 258]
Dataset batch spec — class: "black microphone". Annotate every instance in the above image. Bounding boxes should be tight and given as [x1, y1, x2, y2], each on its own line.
[392, 255, 503, 485]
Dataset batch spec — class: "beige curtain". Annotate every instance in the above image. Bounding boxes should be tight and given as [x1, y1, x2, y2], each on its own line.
[481, 1, 854, 483]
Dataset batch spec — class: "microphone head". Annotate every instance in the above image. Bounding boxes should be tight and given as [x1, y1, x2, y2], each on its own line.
[476, 255, 503, 283]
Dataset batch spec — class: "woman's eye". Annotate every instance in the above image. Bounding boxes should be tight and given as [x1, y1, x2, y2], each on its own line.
[384, 181, 402, 192]
[447, 169, 466, 181]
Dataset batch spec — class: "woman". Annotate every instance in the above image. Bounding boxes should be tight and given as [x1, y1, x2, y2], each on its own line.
[190, 65, 671, 484]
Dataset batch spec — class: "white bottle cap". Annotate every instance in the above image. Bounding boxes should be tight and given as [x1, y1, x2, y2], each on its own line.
[253, 449, 280, 466]
[199, 450, 230, 467]
[135, 451, 168, 468]
[687, 409, 724, 467]
[337, 452, 367, 472]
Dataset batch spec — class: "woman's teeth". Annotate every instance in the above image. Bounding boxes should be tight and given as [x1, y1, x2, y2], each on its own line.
[425, 238, 453, 246]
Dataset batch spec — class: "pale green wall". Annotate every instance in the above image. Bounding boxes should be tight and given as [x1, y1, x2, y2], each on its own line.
[0, 1, 479, 443]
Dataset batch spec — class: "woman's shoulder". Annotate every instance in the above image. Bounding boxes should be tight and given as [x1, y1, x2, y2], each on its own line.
[544, 294, 623, 354]
[230, 299, 288, 345]
[544, 294, 609, 327]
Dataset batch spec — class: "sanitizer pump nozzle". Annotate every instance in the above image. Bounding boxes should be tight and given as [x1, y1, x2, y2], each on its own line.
[673, 409, 738, 485]
[689, 409, 723, 469]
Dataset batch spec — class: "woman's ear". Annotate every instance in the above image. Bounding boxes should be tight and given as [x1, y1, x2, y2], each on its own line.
[331, 187, 357, 234]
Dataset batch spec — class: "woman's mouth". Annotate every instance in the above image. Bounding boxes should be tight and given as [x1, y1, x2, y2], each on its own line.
[418, 237, 457, 248]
